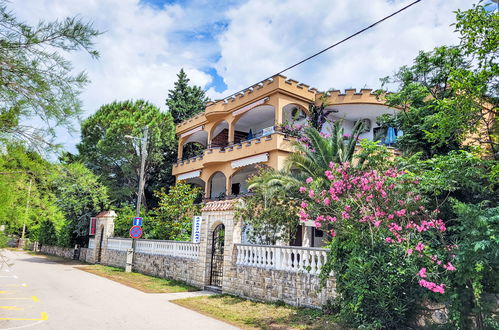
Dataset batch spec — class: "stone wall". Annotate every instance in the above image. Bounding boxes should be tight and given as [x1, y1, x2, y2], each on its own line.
[224, 264, 335, 307]
[100, 248, 127, 268]
[132, 253, 203, 287]
[40, 245, 74, 259]
[40, 245, 90, 263]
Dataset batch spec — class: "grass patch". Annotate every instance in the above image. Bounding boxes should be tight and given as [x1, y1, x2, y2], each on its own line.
[77, 264, 199, 293]
[171, 294, 342, 330]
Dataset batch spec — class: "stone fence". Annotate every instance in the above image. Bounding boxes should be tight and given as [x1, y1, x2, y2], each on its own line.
[40, 203, 336, 308]
[83, 236, 333, 307]
[40, 245, 90, 263]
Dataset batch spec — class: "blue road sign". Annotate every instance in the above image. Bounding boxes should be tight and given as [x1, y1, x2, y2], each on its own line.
[133, 217, 143, 226]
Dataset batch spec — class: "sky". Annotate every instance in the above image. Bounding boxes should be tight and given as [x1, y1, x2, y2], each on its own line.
[10, 0, 484, 152]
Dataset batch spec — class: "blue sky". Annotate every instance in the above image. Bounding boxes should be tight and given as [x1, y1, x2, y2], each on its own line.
[11, 0, 481, 151]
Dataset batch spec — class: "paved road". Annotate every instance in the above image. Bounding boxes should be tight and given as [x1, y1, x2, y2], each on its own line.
[0, 250, 237, 330]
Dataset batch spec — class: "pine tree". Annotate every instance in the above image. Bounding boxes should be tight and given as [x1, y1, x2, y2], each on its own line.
[165, 69, 210, 124]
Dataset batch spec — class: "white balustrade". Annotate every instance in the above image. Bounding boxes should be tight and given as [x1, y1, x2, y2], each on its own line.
[88, 238, 95, 249]
[235, 244, 327, 274]
[105, 238, 199, 259]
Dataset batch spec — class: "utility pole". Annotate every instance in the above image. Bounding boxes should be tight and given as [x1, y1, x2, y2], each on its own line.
[19, 178, 33, 249]
[125, 126, 148, 273]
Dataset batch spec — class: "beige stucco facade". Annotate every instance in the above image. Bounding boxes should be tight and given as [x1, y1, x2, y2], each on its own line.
[173, 74, 398, 199]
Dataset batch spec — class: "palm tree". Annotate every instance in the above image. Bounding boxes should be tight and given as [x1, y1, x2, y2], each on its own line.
[286, 119, 365, 178]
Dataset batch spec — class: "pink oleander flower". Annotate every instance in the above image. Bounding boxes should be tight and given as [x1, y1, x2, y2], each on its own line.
[373, 220, 381, 228]
[341, 211, 350, 219]
[385, 237, 393, 243]
[417, 267, 427, 278]
[419, 280, 445, 294]
[326, 216, 337, 222]
[308, 190, 315, 198]
[407, 248, 413, 256]
[329, 161, 334, 169]
[344, 205, 351, 212]
[443, 262, 456, 271]
[306, 177, 313, 184]
[330, 229, 336, 237]
[415, 242, 425, 252]
[300, 201, 308, 208]
[323, 198, 330, 206]
[395, 209, 406, 217]
[299, 186, 307, 193]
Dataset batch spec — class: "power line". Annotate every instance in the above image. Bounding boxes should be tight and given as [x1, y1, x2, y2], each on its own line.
[221, 0, 422, 101]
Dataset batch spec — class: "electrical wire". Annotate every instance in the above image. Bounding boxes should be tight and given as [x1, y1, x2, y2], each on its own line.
[220, 0, 422, 100]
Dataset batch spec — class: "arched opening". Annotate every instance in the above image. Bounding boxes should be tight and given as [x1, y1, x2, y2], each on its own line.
[282, 103, 307, 125]
[208, 172, 226, 199]
[234, 105, 275, 143]
[210, 120, 229, 148]
[97, 225, 104, 263]
[322, 104, 398, 141]
[185, 177, 205, 203]
[209, 223, 225, 288]
[230, 164, 259, 196]
[182, 130, 208, 160]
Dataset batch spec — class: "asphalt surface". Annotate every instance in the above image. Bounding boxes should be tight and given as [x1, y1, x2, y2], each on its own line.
[0, 250, 237, 330]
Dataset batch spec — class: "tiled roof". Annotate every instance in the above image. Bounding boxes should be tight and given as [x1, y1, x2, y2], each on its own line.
[95, 210, 117, 218]
[201, 200, 236, 211]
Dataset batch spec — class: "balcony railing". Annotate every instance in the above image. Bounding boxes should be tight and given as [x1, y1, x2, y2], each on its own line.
[106, 238, 199, 259]
[235, 244, 328, 275]
[177, 128, 290, 166]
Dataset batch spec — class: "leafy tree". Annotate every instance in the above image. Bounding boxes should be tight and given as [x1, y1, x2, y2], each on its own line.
[52, 162, 109, 246]
[0, 144, 65, 237]
[150, 183, 201, 240]
[165, 69, 209, 124]
[0, 1, 100, 148]
[77, 100, 176, 207]
[377, 3, 498, 158]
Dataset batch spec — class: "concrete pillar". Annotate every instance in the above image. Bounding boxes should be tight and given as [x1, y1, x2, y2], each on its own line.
[228, 119, 235, 145]
[177, 137, 184, 160]
[92, 210, 117, 263]
[302, 225, 312, 247]
[268, 94, 284, 126]
[225, 171, 232, 197]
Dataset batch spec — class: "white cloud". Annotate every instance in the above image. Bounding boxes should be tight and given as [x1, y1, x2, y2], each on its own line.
[214, 0, 475, 93]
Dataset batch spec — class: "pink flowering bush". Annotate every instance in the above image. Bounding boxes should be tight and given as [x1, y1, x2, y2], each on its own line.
[299, 162, 456, 327]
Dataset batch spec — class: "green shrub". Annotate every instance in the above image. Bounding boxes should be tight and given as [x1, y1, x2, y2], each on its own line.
[446, 202, 499, 329]
[39, 220, 57, 246]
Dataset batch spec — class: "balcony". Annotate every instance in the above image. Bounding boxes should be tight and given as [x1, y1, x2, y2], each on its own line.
[172, 129, 295, 176]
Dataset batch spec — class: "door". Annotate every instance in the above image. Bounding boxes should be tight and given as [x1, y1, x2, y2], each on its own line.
[209, 224, 225, 287]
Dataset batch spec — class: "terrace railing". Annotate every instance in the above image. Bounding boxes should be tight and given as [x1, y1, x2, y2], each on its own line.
[235, 244, 328, 275]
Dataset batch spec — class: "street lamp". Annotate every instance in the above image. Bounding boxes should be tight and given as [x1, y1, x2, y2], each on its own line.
[124, 126, 149, 273]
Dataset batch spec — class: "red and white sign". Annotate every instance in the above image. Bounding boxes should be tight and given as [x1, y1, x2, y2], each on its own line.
[89, 217, 97, 235]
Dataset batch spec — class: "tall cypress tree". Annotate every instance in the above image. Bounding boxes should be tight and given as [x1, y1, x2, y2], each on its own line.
[165, 69, 210, 124]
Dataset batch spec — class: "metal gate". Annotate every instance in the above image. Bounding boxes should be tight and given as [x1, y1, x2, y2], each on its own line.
[209, 224, 225, 287]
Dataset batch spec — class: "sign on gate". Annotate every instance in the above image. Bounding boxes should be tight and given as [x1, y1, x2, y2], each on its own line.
[192, 216, 202, 243]
[133, 217, 143, 226]
[89, 217, 97, 235]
